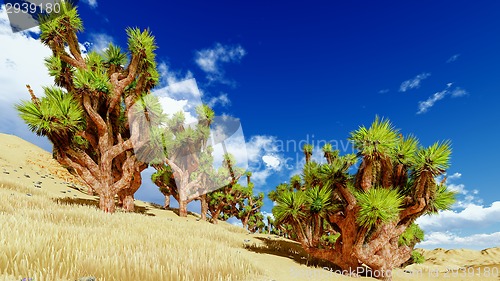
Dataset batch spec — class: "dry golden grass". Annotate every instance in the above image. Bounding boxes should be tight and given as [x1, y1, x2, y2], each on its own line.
[0, 180, 262, 281]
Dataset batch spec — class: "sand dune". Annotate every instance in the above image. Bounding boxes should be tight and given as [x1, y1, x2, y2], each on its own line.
[1, 133, 499, 280]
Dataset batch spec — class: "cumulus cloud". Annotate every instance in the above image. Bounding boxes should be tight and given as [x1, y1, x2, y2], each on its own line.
[436, 172, 482, 208]
[211, 135, 283, 185]
[446, 54, 460, 63]
[417, 83, 468, 114]
[194, 43, 246, 84]
[207, 92, 231, 107]
[151, 63, 200, 123]
[81, 0, 98, 8]
[0, 7, 53, 150]
[86, 33, 114, 53]
[416, 201, 500, 232]
[399, 72, 431, 92]
[262, 155, 281, 170]
[251, 169, 274, 186]
[447, 172, 462, 180]
[451, 87, 468, 97]
[419, 231, 500, 249]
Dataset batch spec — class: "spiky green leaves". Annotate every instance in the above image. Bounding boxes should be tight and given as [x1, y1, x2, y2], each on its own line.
[305, 186, 338, 214]
[414, 141, 452, 176]
[399, 223, 424, 246]
[40, 2, 83, 46]
[126, 28, 160, 88]
[303, 144, 313, 154]
[16, 87, 84, 140]
[411, 250, 425, 264]
[45, 55, 64, 78]
[104, 43, 128, 67]
[196, 105, 215, 123]
[394, 134, 419, 165]
[273, 191, 307, 226]
[427, 184, 456, 214]
[349, 116, 399, 158]
[73, 52, 111, 93]
[73, 68, 110, 93]
[355, 188, 403, 228]
[127, 28, 157, 55]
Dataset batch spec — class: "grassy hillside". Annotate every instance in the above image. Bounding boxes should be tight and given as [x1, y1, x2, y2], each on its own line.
[0, 179, 262, 281]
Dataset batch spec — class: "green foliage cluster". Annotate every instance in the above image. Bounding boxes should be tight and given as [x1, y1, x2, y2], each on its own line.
[269, 116, 457, 272]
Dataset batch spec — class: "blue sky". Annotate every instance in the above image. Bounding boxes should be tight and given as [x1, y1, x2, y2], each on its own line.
[1, 0, 499, 249]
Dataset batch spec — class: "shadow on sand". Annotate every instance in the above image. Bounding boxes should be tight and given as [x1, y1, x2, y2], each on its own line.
[54, 197, 156, 216]
[244, 236, 341, 270]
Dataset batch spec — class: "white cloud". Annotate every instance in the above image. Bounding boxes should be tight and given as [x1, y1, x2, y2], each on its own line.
[152, 63, 201, 124]
[194, 43, 246, 83]
[451, 87, 468, 97]
[86, 33, 114, 53]
[419, 231, 500, 248]
[207, 92, 231, 107]
[252, 169, 273, 186]
[446, 54, 460, 63]
[211, 135, 283, 185]
[436, 172, 482, 208]
[417, 84, 468, 114]
[262, 155, 281, 170]
[0, 7, 52, 150]
[448, 172, 462, 180]
[448, 183, 467, 194]
[416, 201, 500, 232]
[81, 0, 98, 8]
[417, 88, 447, 114]
[378, 89, 389, 94]
[399, 72, 431, 92]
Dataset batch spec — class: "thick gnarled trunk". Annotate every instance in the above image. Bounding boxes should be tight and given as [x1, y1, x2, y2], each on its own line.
[179, 200, 188, 217]
[99, 192, 115, 213]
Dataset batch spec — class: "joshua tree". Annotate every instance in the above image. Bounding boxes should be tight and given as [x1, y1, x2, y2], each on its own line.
[206, 156, 246, 224]
[270, 117, 455, 280]
[16, 4, 159, 212]
[150, 105, 214, 217]
[233, 172, 265, 230]
[302, 144, 313, 164]
[266, 215, 274, 234]
[322, 143, 339, 164]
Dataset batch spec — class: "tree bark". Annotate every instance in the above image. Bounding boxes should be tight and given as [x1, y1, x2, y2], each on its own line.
[200, 194, 208, 221]
[100, 192, 115, 213]
[164, 195, 170, 209]
[118, 189, 135, 212]
[179, 199, 188, 217]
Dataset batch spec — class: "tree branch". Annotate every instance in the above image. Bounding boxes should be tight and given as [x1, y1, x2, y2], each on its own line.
[112, 155, 137, 194]
[83, 95, 107, 137]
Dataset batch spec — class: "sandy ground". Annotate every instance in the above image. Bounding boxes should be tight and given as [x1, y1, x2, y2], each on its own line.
[1, 132, 499, 281]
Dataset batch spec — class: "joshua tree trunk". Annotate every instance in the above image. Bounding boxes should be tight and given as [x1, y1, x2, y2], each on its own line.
[117, 168, 143, 211]
[118, 189, 135, 212]
[164, 195, 170, 209]
[166, 159, 203, 217]
[200, 194, 208, 221]
[179, 200, 188, 217]
[242, 217, 249, 229]
[100, 191, 115, 213]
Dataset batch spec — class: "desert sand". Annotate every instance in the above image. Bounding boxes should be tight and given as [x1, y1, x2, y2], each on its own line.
[0, 133, 499, 281]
